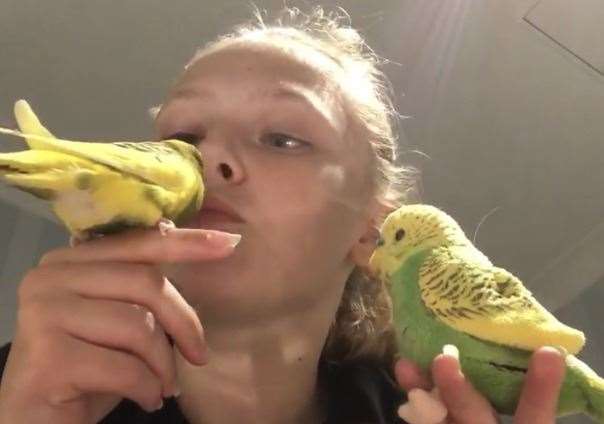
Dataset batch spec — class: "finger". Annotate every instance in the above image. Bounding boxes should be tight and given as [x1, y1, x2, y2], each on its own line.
[432, 353, 500, 424]
[398, 387, 448, 424]
[394, 357, 433, 391]
[40, 227, 242, 265]
[51, 296, 179, 398]
[48, 334, 166, 413]
[27, 263, 207, 366]
[513, 346, 565, 424]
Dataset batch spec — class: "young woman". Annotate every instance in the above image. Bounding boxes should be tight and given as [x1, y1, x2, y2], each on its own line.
[0, 6, 565, 424]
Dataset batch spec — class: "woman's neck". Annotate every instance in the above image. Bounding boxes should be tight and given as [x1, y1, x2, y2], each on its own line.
[173, 302, 338, 424]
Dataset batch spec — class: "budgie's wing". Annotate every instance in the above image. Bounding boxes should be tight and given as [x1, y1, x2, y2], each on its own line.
[0, 126, 188, 190]
[0, 149, 97, 199]
[66, 140, 191, 189]
[1, 99, 194, 189]
[419, 247, 585, 354]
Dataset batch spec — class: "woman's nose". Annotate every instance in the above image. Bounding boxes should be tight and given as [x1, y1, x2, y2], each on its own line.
[199, 140, 244, 185]
[217, 162, 233, 180]
[205, 158, 240, 184]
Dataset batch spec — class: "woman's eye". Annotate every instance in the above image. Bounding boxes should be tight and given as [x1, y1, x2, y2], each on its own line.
[163, 132, 200, 145]
[262, 133, 309, 150]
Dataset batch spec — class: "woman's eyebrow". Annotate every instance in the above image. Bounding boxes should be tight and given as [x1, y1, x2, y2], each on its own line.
[172, 84, 318, 107]
[267, 85, 346, 137]
[170, 87, 214, 101]
[270, 86, 332, 120]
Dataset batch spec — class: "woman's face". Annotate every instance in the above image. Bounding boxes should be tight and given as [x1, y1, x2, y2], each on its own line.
[154, 42, 377, 321]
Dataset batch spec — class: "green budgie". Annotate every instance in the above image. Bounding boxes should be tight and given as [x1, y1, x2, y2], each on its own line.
[368, 203, 604, 422]
[0, 99, 205, 244]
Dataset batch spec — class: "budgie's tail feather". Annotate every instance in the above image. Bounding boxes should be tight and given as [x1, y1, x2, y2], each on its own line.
[0, 99, 56, 150]
[0, 126, 53, 150]
[0, 126, 30, 140]
[0, 150, 94, 200]
[0, 150, 80, 174]
[568, 355, 604, 423]
[13, 99, 56, 147]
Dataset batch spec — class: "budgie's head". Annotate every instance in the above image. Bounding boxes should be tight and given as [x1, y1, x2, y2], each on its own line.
[162, 139, 204, 171]
[162, 139, 206, 211]
[368, 204, 470, 281]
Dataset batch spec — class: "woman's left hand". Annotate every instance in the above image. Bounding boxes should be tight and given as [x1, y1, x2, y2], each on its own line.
[393, 345, 566, 424]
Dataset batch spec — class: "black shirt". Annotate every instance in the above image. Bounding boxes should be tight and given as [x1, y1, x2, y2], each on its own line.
[0, 341, 407, 423]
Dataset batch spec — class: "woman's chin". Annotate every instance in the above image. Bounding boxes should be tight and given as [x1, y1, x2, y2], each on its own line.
[161, 258, 256, 298]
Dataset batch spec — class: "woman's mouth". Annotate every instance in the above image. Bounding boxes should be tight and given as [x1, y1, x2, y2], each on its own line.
[183, 196, 245, 230]
[186, 208, 245, 231]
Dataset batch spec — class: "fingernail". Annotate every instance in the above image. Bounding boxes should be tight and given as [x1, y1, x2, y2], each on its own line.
[195, 346, 208, 365]
[204, 231, 242, 248]
[171, 385, 181, 398]
[551, 345, 568, 357]
[153, 398, 164, 411]
[442, 344, 459, 360]
[442, 344, 464, 378]
[539, 345, 565, 359]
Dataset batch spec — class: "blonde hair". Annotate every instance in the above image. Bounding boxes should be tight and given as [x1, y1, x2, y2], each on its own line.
[148, 5, 420, 368]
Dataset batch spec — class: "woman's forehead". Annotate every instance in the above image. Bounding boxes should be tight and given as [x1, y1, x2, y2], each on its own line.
[172, 42, 338, 98]
[190, 37, 340, 77]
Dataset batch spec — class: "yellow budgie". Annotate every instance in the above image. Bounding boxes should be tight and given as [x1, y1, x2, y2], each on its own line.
[0, 99, 205, 244]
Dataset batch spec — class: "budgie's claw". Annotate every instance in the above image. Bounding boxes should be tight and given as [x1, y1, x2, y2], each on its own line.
[397, 387, 448, 424]
[158, 218, 176, 236]
[69, 236, 79, 247]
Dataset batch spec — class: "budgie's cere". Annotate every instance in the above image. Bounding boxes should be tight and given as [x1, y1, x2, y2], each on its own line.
[0, 100, 206, 243]
[368, 204, 604, 423]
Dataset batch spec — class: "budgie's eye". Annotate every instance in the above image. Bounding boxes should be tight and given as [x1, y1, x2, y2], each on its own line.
[165, 132, 200, 145]
[395, 229, 405, 242]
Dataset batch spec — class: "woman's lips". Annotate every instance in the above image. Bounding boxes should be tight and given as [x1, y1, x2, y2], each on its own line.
[181, 196, 245, 230]
[198, 196, 244, 222]
[192, 209, 244, 229]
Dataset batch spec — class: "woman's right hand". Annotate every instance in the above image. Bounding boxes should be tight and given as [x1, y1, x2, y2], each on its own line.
[0, 226, 241, 424]
[393, 346, 565, 424]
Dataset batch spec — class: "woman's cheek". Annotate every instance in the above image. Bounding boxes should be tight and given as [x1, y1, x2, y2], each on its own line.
[317, 163, 347, 190]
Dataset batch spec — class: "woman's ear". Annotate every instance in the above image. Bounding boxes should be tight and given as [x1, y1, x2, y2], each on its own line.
[349, 224, 381, 270]
[348, 201, 396, 270]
